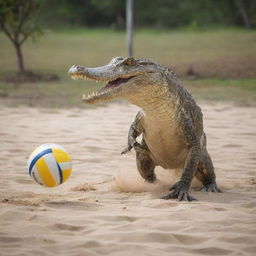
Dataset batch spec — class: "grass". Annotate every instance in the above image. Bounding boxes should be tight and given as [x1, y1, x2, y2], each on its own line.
[0, 28, 256, 108]
[185, 78, 256, 106]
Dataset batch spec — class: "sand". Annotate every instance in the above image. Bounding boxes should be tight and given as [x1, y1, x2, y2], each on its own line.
[0, 102, 255, 256]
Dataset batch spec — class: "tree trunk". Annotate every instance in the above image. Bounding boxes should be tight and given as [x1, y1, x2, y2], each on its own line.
[234, 0, 251, 28]
[14, 42, 25, 73]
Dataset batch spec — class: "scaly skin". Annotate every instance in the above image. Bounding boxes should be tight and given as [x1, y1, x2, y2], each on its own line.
[69, 57, 222, 201]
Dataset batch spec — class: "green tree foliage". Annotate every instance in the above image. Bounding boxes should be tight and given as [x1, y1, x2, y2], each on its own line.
[133, 0, 256, 28]
[39, 0, 125, 28]
[39, 0, 256, 29]
[0, 0, 42, 73]
[91, 0, 125, 28]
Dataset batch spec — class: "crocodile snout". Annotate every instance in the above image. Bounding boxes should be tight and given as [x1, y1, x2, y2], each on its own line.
[68, 65, 82, 74]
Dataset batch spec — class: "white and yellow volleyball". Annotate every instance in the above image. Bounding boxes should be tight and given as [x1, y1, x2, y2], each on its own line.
[28, 144, 72, 187]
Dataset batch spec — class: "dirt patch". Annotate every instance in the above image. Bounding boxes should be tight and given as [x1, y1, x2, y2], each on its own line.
[169, 56, 256, 79]
[0, 71, 59, 83]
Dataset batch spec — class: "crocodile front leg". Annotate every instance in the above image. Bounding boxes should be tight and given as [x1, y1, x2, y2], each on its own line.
[162, 111, 200, 201]
[121, 111, 156, 183]
[121, 111, 144, 154]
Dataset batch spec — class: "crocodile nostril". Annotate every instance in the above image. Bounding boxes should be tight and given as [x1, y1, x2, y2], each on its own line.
[68, 65, 79, 74]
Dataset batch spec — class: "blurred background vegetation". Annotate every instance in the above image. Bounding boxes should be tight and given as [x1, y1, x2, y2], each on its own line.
[40, 0, 256, 29]
[0, 0, 255, 108]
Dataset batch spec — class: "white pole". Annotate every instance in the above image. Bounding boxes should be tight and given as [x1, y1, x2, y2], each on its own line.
[126, 0, 133, 57]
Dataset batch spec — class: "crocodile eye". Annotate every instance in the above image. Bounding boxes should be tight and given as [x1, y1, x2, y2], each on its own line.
[123, 57, 136, 66]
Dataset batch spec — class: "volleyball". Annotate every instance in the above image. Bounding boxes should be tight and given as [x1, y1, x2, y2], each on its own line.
[27, 143, 72, 187]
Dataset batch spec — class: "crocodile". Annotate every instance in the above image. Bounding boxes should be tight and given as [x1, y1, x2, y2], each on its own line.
[68, 57, 222, 201]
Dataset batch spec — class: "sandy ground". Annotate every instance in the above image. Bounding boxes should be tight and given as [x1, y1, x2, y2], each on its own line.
[0, 102, 255, 256]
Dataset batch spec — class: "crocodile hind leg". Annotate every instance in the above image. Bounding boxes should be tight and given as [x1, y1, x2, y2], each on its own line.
[134, 140, 156, 183]
[121, 111, 156, 183]
[196, 150, 222, 192]
[195, 133, 222, 192]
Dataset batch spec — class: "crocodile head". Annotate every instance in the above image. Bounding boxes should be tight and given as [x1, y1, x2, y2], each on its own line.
[68, 57, 163, 104]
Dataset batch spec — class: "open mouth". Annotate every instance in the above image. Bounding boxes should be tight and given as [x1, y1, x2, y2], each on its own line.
[69, 69, 137, 102]
[98, 76, 135, 93]
[82, 75, 136, 101]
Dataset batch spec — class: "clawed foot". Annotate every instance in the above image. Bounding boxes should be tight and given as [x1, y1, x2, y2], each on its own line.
[121, 142, 145, 155]
[161, 181, 197, 201]
[121, 145, 132, 155]
[161, 191, 197, 201]
[144, 174, 156, 184]
[200, 183, 222, 193]
[121, 141, 140, 155]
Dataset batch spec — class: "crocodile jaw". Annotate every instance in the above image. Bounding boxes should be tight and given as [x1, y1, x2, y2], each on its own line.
[68, 64, 140, 104]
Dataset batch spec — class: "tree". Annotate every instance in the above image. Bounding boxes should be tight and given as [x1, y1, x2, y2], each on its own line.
[0, 0, 42, 73]
[91, 0, 125, 28]
[234, 0, 250, 28]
